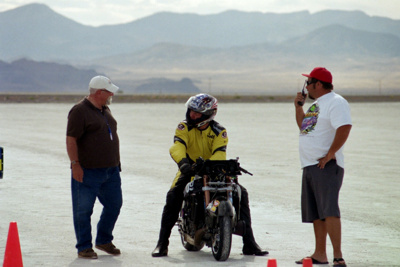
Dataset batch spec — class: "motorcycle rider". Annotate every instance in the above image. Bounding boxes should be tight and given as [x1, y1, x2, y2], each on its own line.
[152, 93, 268, 257]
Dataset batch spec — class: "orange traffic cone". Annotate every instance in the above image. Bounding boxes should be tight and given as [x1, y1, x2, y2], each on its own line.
[302, 257, 313, 267]
[3, 222, 23, 267]
[267, 258, 277, 267]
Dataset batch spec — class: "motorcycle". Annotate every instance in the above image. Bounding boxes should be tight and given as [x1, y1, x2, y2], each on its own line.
[177, 157, 253, 261]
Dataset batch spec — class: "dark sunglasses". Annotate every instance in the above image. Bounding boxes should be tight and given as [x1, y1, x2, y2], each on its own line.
[306, 79, 318, 86]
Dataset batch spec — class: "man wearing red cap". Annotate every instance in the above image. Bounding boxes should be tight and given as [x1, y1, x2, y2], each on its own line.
[294, 67, 352, 267]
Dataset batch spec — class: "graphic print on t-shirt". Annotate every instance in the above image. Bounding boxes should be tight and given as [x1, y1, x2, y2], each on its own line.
[301, 103, 319, 134]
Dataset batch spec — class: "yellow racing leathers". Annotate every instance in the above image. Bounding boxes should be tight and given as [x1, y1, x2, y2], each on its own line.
[155, 119, 267, 255]
[169, 120, 228, 188]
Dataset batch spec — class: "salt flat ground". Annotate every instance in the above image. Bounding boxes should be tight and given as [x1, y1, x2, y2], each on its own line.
[0, 102, 399, 267]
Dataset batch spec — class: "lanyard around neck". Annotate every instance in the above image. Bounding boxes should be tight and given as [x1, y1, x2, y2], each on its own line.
[99, 109, 113, 141]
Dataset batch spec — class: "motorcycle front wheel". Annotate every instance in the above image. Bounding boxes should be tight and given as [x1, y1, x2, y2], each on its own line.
[211, 215, 232, 261]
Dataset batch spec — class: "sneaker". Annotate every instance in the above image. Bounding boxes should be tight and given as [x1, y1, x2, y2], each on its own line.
[78, 248, 98, 259]
[95, 242, 121, 255]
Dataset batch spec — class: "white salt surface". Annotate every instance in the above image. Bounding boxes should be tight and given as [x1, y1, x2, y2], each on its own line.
[0, 102, 399, 266]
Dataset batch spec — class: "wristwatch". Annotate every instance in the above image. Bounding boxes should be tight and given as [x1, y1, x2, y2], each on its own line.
[71, 160, 79, 165]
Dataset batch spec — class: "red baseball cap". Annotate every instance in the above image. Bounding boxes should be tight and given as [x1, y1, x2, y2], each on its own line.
[302, 67, 332, 83]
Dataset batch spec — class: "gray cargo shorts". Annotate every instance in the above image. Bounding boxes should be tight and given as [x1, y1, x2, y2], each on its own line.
[301, 160, 344, 222]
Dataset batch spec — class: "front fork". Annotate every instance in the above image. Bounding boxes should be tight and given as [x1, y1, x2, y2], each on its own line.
[203, 175, 234, 207]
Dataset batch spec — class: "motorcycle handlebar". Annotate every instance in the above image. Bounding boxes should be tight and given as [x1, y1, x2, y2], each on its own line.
[193, 157, 253, 176]
[239, 166, 253, 176]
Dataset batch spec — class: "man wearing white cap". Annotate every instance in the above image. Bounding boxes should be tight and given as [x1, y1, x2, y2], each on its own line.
[66, 75, 122, 259]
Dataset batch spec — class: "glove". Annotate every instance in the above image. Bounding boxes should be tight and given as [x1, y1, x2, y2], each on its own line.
[178, 158, 193, 175]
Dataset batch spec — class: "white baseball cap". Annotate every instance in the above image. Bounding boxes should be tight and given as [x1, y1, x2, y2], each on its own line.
[89, 76, 119, 93]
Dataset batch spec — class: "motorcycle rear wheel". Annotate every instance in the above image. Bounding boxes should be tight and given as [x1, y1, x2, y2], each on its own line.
[180, 233, 204, 251]
[184, 242, 204, 251]
[211, 215, 232, 261]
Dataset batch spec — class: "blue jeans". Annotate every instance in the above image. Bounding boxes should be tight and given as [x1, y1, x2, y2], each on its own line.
[71, 166, 123, 252]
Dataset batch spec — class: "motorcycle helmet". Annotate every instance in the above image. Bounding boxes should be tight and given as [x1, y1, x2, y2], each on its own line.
[185, 94, 218, 128]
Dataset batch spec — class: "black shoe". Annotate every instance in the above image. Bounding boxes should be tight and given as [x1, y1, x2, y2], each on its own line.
[242, 246, 269, 256]
[151, 245, 168, 257]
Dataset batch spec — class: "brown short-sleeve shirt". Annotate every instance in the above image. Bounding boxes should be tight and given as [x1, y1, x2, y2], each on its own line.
[67, 98, 120, 169]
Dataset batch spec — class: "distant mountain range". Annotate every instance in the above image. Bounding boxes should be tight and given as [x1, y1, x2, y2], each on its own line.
[0, 59, 99, 93]
[1, 3, 399, 62]
[1, 3, 399, 94]
[0, 59, 199, 94]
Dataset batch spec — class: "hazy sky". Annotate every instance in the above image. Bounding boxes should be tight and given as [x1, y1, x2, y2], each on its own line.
[0, 0, 399, 26]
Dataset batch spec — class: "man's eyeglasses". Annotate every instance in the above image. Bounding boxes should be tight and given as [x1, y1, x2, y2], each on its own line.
[306, 79, 318, 86]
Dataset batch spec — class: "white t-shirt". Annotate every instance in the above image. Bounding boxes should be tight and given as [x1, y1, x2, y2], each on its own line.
[299, 92, 352, 168]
